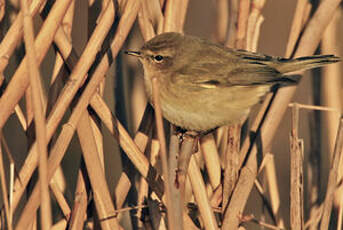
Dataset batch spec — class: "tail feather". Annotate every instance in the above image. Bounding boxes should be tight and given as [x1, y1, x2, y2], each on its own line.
[275, 54, 340, 74]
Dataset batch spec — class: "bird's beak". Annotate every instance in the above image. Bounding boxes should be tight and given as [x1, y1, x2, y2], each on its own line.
[125, 51, 142, 58]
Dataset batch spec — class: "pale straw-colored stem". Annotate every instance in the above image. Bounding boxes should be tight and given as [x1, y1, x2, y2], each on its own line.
[288, 103, 341, 113]
[51, 219, 67, 230]
[285, 0, 308, 58]
[11, 0, 115, 213]
[225, 1, 342, 229]
[15, 4, 153, 227]
[47, 0, 75, 208]
[321, 13, 342, 213]
[138, 0, 164, 40]
[0, 0, 4, 21]
[246, 0, 266, 51]
[0, 0, 73, 129]
[21, 0, 52, 228]
[235, 0, 250, 49]
[249, 15, 264, 52]
[77, 113, 121, 229]
[49, 181, 71, 220]
[90, 94, 164, 198]
[289, 104, 304, 230]
[68, 169, 88, 230]
[188, 156, 218, 230]
[0, 137, 12, 230]
[337, 195, 343, 230]
[163, 0, 188, 33]
[200, 134, 221, 190]
[264, 154, 285, 228]
[226, 0, 238, 47]
[215, 0, 229, 43]
[0, 0, 45, 75]
[152, 77, 179, 230]
[320, 116, 343, 230]
[242, 215, 285, 230]
[0, 132, 18, 228]
[222, 124, 240, 212]
[138, 0, 157, 41]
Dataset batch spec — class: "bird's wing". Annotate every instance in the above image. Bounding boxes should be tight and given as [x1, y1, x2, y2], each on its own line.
[174, 52, 293, 88]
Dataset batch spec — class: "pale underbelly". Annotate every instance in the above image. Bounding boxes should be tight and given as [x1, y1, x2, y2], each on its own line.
[158, 85, 270, 131]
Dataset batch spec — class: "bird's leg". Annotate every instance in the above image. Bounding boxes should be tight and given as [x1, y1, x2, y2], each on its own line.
[174, 126, 189, 143]
[173, 127, 199, 150]
[174, 130, 199, 209]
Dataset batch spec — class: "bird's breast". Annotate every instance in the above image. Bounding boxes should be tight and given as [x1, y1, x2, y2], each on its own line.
[142, 71, 270, 131]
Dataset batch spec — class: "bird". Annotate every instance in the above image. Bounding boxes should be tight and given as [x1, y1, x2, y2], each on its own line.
[126, 32, 340, 132]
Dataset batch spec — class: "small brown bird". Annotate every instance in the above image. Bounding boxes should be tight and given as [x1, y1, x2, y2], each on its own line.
[126, 32, 340, 132]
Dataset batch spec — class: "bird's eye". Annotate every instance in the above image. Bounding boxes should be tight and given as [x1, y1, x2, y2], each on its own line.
[153, 55, 164, 63]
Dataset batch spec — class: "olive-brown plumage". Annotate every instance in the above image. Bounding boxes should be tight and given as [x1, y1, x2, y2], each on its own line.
[126, 32, 340, 132]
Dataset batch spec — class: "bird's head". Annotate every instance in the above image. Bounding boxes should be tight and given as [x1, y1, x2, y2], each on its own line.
[125, 32, 195, 76]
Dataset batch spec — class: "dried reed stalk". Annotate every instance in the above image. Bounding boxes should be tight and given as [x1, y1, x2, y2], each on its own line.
[152, 76, 182, 230]
[51, 219, 67, 230]
[47, 0, 75, 199]
[168, 133, 184, 229]
[0, 133, 17, 227]
[235, 0, 250, 49]
[253, 177, 279, 227]
[21, 0, 52, 228]
[222, 0, 264, 228]
[338, 196, 343, 230]
[90, 95, 164, 197]
[264, 154, 285, 228]
[0, 0, 73, 129]
[138, 0, 158, 40]
[136, 108, 155, 225]
[87, 2, 110, 175]
[4, 0, 72, 211]
[49, 181, 70, 220]
[135, 1, 193, 228]
[285, 0, 308, 58]
[67, 168, 88, 230]
[241, 215, 284, 230]
[53, 1, 159, 200]
[321, 12, 342, 217]
[188, 155, 218, 230]
[226, 0, 238, 47]
[177, 135, 197, 213]
[163, 0, 188, 33]
[18, 1, 148, 226]
[289, 104, 304, 230]
[11, 0, 115, 215]
[199, 134, 221, 190]
[135, 3, 161, 222]
[320, 116, 343, 230]
[77, 113, 120, 229]
[0, 0, 45, 76]
[246, 0, 265, 51]
[0, 138, 12, 230]
[48, 5, 162, 223]
[0, 0, 4, 22]
[225, 1, 341, 229]
[222, 124, 240, 212]
[215, 0, 229, 43]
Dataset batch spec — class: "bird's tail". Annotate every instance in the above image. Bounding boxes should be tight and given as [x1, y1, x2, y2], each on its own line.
[275, 55, 340, 74]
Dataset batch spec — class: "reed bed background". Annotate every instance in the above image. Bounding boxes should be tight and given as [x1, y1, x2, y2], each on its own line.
[0, 0, 342, 229]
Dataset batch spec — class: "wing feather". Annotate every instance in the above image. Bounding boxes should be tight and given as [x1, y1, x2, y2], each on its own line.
[171, 42, 296, 88]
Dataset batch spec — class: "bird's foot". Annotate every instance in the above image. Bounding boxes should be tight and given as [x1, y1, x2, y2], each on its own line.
[173, 127, 198, 143]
